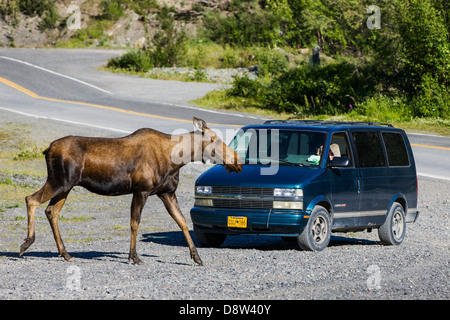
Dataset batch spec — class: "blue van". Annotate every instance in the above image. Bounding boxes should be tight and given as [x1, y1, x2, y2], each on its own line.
[190, 120, 419, 251]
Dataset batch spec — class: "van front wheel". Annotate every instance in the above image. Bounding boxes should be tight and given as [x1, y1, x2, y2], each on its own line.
[193, 225, 226, 248]
[297, 205, 331, 251]
[378, 202, 406, 245]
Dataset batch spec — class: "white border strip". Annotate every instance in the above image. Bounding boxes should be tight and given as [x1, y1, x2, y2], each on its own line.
[0, 56, 113, 95]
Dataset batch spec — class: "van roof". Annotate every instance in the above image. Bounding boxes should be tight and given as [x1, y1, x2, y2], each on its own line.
[262, 120, 394, 128]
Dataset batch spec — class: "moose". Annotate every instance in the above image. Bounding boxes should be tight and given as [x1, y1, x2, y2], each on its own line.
[19, 117, 242, 265]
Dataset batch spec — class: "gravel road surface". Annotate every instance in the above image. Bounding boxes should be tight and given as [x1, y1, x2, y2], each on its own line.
[0, 110, 448, 301]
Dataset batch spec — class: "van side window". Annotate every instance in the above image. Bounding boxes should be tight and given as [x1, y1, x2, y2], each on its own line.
[382, 132, 410, 166]
[330, 132, 353, 165]
[352, 131, 386, 167]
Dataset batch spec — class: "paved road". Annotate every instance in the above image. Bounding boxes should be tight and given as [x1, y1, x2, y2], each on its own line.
[0, 48, 449, 180]
[0, 48, 262, 134]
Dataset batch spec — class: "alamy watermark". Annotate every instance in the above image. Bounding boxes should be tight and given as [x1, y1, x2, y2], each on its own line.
[366, 264, 381, 290]
[170, 128, 280, 176]
[66, 265, 82, 291]
[367, 5, 381, 30]
[67, 3, 81, 30]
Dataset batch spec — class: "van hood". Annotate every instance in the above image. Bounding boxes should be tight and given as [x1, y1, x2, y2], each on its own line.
[196, 164, 321, 189]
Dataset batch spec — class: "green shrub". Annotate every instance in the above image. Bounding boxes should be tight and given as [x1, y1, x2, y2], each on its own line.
[260, 60, 375, 115]
[146, 6, 187, 67]
[100, 0, 124, 20]
[409, 74, 449, 118]
[201, 0, 282, 47]
[39, 2, 59, 31]
[355, 94, 408, 122]
[18, 0, 50, 16]
[15, 0, 59, 30]
[252, 48, 289, 76]
[106, 49, 152, 72]
[227, 76, 263, 99]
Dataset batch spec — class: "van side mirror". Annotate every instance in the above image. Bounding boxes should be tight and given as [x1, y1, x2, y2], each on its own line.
[329, 157, 351, 167]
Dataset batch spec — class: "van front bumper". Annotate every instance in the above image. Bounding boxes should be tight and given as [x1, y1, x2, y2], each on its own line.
[190, 206, 309, 236]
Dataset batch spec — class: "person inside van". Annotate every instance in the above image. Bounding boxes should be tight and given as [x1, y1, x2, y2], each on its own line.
[329, 143, 341, 161]
[315, 144, 340, 161]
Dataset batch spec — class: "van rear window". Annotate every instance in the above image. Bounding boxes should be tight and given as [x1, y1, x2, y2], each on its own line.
[382, 132, 410, 166]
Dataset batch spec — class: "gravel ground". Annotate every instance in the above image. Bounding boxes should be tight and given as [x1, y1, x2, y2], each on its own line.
[0, 110, 448, 300]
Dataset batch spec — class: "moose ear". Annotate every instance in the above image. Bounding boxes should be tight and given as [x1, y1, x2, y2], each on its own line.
[193, 117, 209, 132]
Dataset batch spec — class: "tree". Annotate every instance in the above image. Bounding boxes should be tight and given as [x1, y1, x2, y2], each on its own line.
[395, 0, 449, 94]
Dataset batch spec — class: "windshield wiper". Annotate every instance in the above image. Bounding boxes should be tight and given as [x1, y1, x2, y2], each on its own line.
[278, 159, 304, 167]
[244, 158, 304, 167]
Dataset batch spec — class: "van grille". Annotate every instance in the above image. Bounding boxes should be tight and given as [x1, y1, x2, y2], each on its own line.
[212, 186, 273, 196]
[212, 199, 273, 209]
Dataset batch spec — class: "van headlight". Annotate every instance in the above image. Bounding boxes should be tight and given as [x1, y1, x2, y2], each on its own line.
[196, 186, 212, 194]
[195, 198, 213, 207]
[273, 188, 303, 210]
[273, 201, 303, 210]
[273, 188, 303, 197]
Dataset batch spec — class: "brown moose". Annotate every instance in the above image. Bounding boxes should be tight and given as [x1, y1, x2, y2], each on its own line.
[19, 117, 242, 265]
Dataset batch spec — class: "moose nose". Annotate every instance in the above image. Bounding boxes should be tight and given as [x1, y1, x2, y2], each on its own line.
[225, 162, 242, 173]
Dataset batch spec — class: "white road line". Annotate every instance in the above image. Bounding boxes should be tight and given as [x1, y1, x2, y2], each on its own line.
[0, 106, 131, 134]
[0, 56, 113, 95]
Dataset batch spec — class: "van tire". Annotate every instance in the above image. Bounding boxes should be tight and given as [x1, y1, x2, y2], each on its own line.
[378, 202, 406, 245]
[297, 205, 331, 251]
[193, 225, 226, 247]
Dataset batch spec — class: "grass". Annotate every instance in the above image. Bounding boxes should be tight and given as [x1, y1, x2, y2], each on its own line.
[12, 144, 46, 161]
[0, 178, 35, 213]
[59, 216, 96, 222]
[0, 121, 48, 213]
[191, 90, 450, 136]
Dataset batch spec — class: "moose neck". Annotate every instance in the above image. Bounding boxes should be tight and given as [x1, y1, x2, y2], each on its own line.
[169, 132, 204, 169]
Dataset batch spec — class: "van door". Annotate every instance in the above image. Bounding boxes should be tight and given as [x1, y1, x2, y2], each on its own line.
[328, 131, 360, 229]
[351, 130, 390, 227]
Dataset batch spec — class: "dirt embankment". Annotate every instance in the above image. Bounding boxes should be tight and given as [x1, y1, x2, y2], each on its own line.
[0, 0, 228, 48]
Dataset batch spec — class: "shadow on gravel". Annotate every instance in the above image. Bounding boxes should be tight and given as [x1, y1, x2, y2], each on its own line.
[142, 231, 379, 250]
[329, 235, 379, 247]
[0, 250, 131, 262]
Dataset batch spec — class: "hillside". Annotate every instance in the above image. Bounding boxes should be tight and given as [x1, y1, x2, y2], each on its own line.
[0, 0, 225, 47]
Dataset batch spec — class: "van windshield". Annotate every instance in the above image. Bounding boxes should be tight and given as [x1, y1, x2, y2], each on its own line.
[230, 129, 327, 167]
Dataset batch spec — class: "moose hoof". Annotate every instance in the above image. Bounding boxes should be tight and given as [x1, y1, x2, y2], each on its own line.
[61, 252, 72, 262]
[129, 255, 145, 265]
[191, 252, 204, 266]
[19, 236, 35, 256]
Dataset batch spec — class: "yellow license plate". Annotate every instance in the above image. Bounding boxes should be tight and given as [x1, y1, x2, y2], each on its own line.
[227, 216, 247, 228]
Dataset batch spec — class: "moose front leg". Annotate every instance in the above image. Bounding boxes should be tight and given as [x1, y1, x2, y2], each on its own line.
[159, 192, 204, 266]
[129, 192, 149, 265]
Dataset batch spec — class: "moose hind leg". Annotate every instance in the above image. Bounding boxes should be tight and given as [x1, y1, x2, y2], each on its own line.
[45, 191, 72, 261]
[20, 182, 57, 256]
